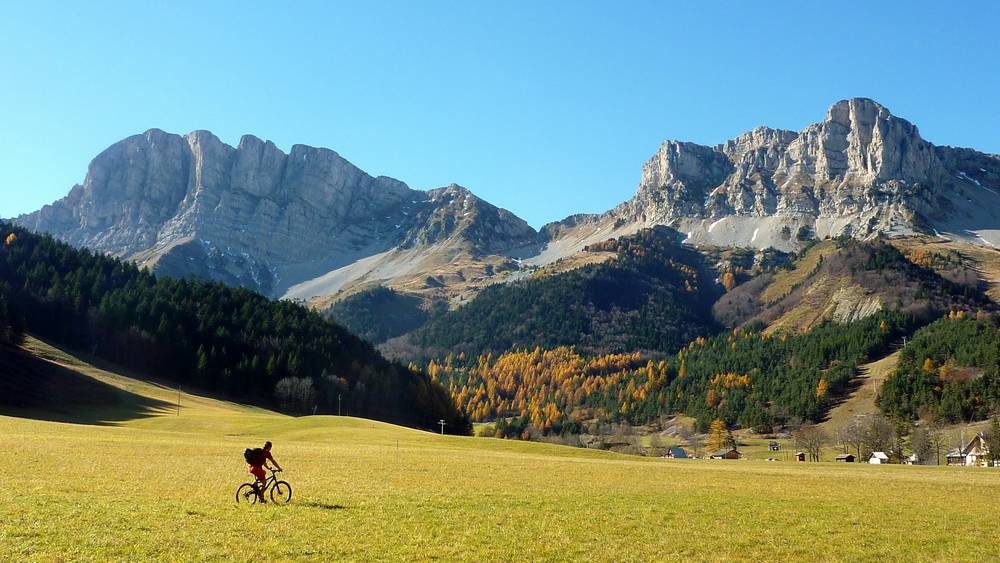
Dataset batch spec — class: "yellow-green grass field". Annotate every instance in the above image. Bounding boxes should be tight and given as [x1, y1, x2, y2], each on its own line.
[5, 337, 1000, 561]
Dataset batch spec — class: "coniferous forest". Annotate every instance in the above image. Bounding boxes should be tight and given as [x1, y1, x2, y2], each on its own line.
[878, 313, 1000, 423]
[405, 227, 722, 361]
[437, 312, 914, 433]
[0, 223, 469, 433]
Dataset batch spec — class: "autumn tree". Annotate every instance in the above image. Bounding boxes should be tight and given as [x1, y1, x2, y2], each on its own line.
[707, 418, 731, 453]
[721, 271, 737, 291]
[793, 425, 828, 461]
[842, 419, 865, 460]
[815, 378, 829, 399]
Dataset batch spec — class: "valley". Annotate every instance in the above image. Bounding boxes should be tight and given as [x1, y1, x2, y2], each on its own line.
[4, 336, 999, 561]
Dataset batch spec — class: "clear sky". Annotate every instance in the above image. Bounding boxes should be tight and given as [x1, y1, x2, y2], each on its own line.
[1, 1, 998, 227]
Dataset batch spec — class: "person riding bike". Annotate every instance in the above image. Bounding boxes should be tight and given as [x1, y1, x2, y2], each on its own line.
[248, 441, 282, 502]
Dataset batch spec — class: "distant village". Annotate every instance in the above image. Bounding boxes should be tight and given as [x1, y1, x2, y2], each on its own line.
[656, 433, 998, 467]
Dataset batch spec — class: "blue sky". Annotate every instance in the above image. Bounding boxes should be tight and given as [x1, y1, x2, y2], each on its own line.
[1, 1, 998, 227]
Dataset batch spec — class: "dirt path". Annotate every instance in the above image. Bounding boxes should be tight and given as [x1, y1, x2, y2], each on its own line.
[821, 351, 899, 431]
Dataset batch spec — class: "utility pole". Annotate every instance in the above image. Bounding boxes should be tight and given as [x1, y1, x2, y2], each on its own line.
[438, 419, 446, 435]
[338, 394, 342, 416]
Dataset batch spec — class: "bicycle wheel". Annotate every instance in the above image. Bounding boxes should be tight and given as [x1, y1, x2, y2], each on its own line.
[270, 480, 292, 504]
[236, 483, 259, 504]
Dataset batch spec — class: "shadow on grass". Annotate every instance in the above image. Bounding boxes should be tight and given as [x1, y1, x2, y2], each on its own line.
[0, 344, 173, 426]
[302, 501, 348, 511]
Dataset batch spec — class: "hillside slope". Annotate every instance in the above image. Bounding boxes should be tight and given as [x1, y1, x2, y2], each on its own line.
[15, 130, 539, 300]
[387, 227, 722, 361]
[0, 222, 468, 432]
[713, 239, 993, 332]
[16, 99, 1000, 320]
[5, 340, 1000, 560]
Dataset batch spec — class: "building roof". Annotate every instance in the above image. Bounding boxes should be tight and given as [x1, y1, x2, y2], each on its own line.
[710, 448, 739, 457]
[962, 433, 988, 455]
[835, 454, 854, 459]
[667, 446, 687, 458]
[870, 451, 890, 460]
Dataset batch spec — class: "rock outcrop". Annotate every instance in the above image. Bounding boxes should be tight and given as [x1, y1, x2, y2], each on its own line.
[543, 98, 1000, 255]
[16, 98, 1000, 306]
[16, 130, 540, 297]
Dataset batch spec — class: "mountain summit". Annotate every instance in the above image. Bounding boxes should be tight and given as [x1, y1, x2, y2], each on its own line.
[542, 98, 1000, 255]
[15, 99, 1000, 305]
[16, 130, 540, 298]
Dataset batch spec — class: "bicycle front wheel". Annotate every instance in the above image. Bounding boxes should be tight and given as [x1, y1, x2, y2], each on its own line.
[236, 483, 259, 504]
[270, 481, 292, 504]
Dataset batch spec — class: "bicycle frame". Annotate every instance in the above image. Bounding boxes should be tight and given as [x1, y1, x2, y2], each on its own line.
[254, 469, 280, 492]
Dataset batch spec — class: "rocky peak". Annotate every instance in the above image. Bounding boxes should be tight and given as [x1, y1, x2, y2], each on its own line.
[592, 98, 1000, 251]
[797, 98, 936, 182]
[16, 130, 542, 298]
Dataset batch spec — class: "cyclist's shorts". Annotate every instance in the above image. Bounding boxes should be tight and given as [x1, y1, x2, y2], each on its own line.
[248, 465, 266, 481]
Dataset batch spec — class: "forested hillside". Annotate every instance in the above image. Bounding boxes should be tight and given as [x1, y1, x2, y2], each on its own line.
[396, 227, 722, 361]
[436, 312, 913, 433]
[878, 313, 1000, 423]
[0, 223, 468, 432]
[713, 239, 990, 331]
[326, 286, 434, 344]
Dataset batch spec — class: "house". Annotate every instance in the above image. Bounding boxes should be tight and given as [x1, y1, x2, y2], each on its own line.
[868, 451, 890, 464]
[709, 448, 741, 460]
[768, 441, 781, 452]
[947, 433, 993, 467]
[903, 454, 920, 465]
[794, 451, 806, 462]
[665, 446, 688, 459]
[946, 448, 966, 467]
[834, 454, 856, 463]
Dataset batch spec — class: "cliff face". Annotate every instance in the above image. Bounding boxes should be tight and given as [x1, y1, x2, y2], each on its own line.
[548, 98, 1000, 254]
[16, 98, 1000, 305]
[16, 130, 539, 297]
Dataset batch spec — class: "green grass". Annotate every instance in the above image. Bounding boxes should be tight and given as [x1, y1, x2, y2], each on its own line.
[5, 338, 1000, 561]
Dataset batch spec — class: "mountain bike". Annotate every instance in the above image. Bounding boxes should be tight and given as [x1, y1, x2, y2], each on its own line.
[236, 469, 292, 504]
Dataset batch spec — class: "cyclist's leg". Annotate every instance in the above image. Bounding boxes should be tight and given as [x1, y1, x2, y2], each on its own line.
[256, 477, 267, 502]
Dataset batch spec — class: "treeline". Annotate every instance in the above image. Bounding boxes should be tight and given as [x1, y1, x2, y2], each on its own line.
[439, 312, 913, 434]
[878, 313, 1000, 423]
[0, 235, 24, 346]
[406, 227, 722, 361]
[0, 223, 469, 433]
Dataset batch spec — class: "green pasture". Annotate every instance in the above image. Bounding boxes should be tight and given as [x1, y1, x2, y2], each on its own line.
[5, 338, 1000, 561]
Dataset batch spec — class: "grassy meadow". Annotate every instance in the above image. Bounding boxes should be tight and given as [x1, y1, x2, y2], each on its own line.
[6, 337, 1000, 561]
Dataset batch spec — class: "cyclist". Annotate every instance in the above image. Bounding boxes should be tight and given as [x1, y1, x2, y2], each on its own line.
[249, 441, 282, 502]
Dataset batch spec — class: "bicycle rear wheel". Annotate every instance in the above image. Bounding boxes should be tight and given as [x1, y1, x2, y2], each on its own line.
[236, 483, 259, 504]
[270, 480, 292, 504]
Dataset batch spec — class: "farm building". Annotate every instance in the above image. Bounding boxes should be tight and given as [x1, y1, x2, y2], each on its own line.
[868, 452, 890, 464]
[834, 454, 855, 463]
[709, 448, 740, 460]
[768, 441, 780, 452]
[903, 454, 920, 465]
[946, 433, 993, 467]
[946, 449, 965, 466]
[794, 451, 806, 462]
[665, 447, 688, 459]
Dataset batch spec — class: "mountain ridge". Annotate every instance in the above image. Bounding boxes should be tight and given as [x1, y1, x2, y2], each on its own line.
[15, 98, 1000, 307]
[16, 128, 541, 299]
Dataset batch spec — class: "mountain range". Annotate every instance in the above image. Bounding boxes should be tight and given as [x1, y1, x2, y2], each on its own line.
[15, 98, 1000, 310]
